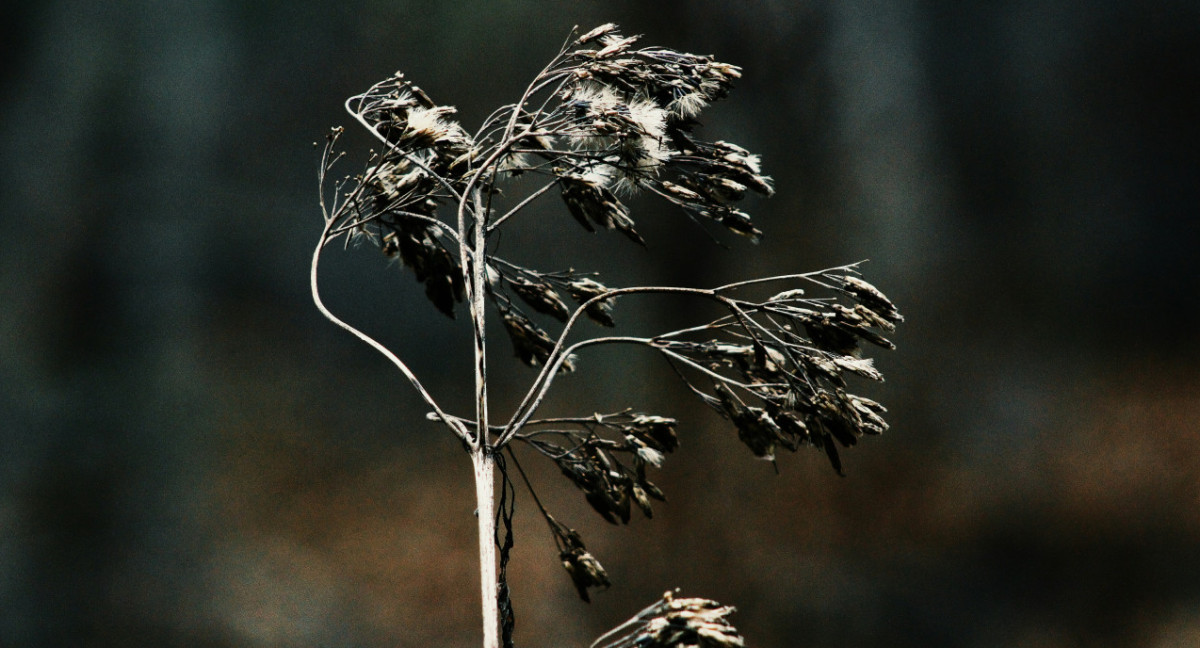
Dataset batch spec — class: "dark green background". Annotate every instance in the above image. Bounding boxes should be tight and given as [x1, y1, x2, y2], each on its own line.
[3, 1, 1198, 646]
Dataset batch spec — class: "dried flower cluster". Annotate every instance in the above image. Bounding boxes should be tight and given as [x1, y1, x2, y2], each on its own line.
[317, 25, 774, 357]
[504, 267, 901, 599]
[527, 413, 675, 519]
[503, 411, 678, 601]
[486, 263, 615, 370]
[650, 268, 903, 474]
[500, 23, 776, 240]
[544, 513, 611, 603]
[313, 23, 903, 648]
[591, 590, 745, 648]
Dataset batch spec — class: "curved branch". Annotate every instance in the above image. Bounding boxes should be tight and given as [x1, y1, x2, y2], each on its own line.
[494, 268, 868, 448]
[498, 335, 656, 448]
[653, 347, 765, 391]
[310, 218, 470, 444]
[328, 207, 465, 246]
[710, 262, 864, 293]
[487, 177, 561, 232]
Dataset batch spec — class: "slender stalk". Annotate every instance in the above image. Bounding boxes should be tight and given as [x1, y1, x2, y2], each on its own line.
[471, 447, 500, 648]
[466, 183, 500, 647]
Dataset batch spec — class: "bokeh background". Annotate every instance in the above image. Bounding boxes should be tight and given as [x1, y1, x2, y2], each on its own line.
[3, 1, 1198, 647]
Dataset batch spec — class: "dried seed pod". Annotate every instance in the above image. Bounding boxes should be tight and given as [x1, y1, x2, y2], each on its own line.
[557, 448, 632, 524]
[818, 428, 845, 476]
[832, 355, 883, 381]
[770, 409, 811, 451]
[556, 527, 611, 603]
[852, 302, 898, 331]
[593, 34, 641, 59]
[575, 23, 619, 45]
[423, 271, 464, 319]
[506, 275, 570, 321]
[399, 105, 465, 148]
[586, 486, 632, 525]
[564, 276, 617, 327]
[714, 383, 780, 460]
[814, 392, 861, 448]
[627, 436, 666, 468]
[658, 179, 705, 204]
[496, 300, 575, 370]
[708, 176, 748, 202]
[631, 481, 655, 518]
[716, 208, 762, 242]
[625, 414, 680, 453]
[734, 408, 783, 461]
[849, 394, 889, 434]
[839, 274, 903, 324]
[376, 222, 464, 319]
[560, 173, 645, 245]
[710, 140, 774, 196]
[827, 303, 895, 349]
[600, 590, 746, 648]
[804, 313, 861, 355]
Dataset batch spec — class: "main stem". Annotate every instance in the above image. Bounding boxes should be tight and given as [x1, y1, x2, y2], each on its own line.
[472, 447, 499, 648]
[466, 189, 501, 648]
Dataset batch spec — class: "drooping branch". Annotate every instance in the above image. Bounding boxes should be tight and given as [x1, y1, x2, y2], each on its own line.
[495, 266, 901, 473]
[310, 218, 470, 444]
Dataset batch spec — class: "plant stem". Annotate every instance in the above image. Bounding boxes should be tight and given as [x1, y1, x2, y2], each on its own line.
[472, 446, 500, 648]
[464, 183, 501, 648]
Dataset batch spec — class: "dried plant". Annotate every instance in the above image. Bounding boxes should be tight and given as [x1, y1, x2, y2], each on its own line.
[311, 23, 902, 648]
[591, 590, 745, 648]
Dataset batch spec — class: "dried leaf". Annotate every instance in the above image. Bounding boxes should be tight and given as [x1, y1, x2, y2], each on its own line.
[565, 277, 617, 327]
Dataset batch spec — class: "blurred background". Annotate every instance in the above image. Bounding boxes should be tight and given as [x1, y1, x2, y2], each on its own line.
[2, 1, 1198, 646]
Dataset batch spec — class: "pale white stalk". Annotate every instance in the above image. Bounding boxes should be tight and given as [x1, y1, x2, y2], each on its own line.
[472, 447, 499, 648]
[464, 181, 500, 648]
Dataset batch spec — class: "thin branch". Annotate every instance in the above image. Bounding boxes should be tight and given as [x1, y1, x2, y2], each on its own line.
[589, 598, 665, 648]
[496, 285, 722, 448]
[487, 177, 561, 232]
[310, 219, 470, 444]
[710, 262, 864, 293]
[653, 347, 763, 391]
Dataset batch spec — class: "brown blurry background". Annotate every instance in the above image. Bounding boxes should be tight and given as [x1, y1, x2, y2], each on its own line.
[2, 1, 1198, 647]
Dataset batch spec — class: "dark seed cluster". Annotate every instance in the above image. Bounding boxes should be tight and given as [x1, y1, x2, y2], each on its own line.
[515, 411, 678, 600]
[479, 24, 774, 246]
[485, 264, 615, 369]
[519, 412, 678, 525]
[545, 513, 611, 603]
[320, 25, 774, 329]
[560, 172, 645, 245]
[318, 74, 475, 318]
[653, 269, 903, 474]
